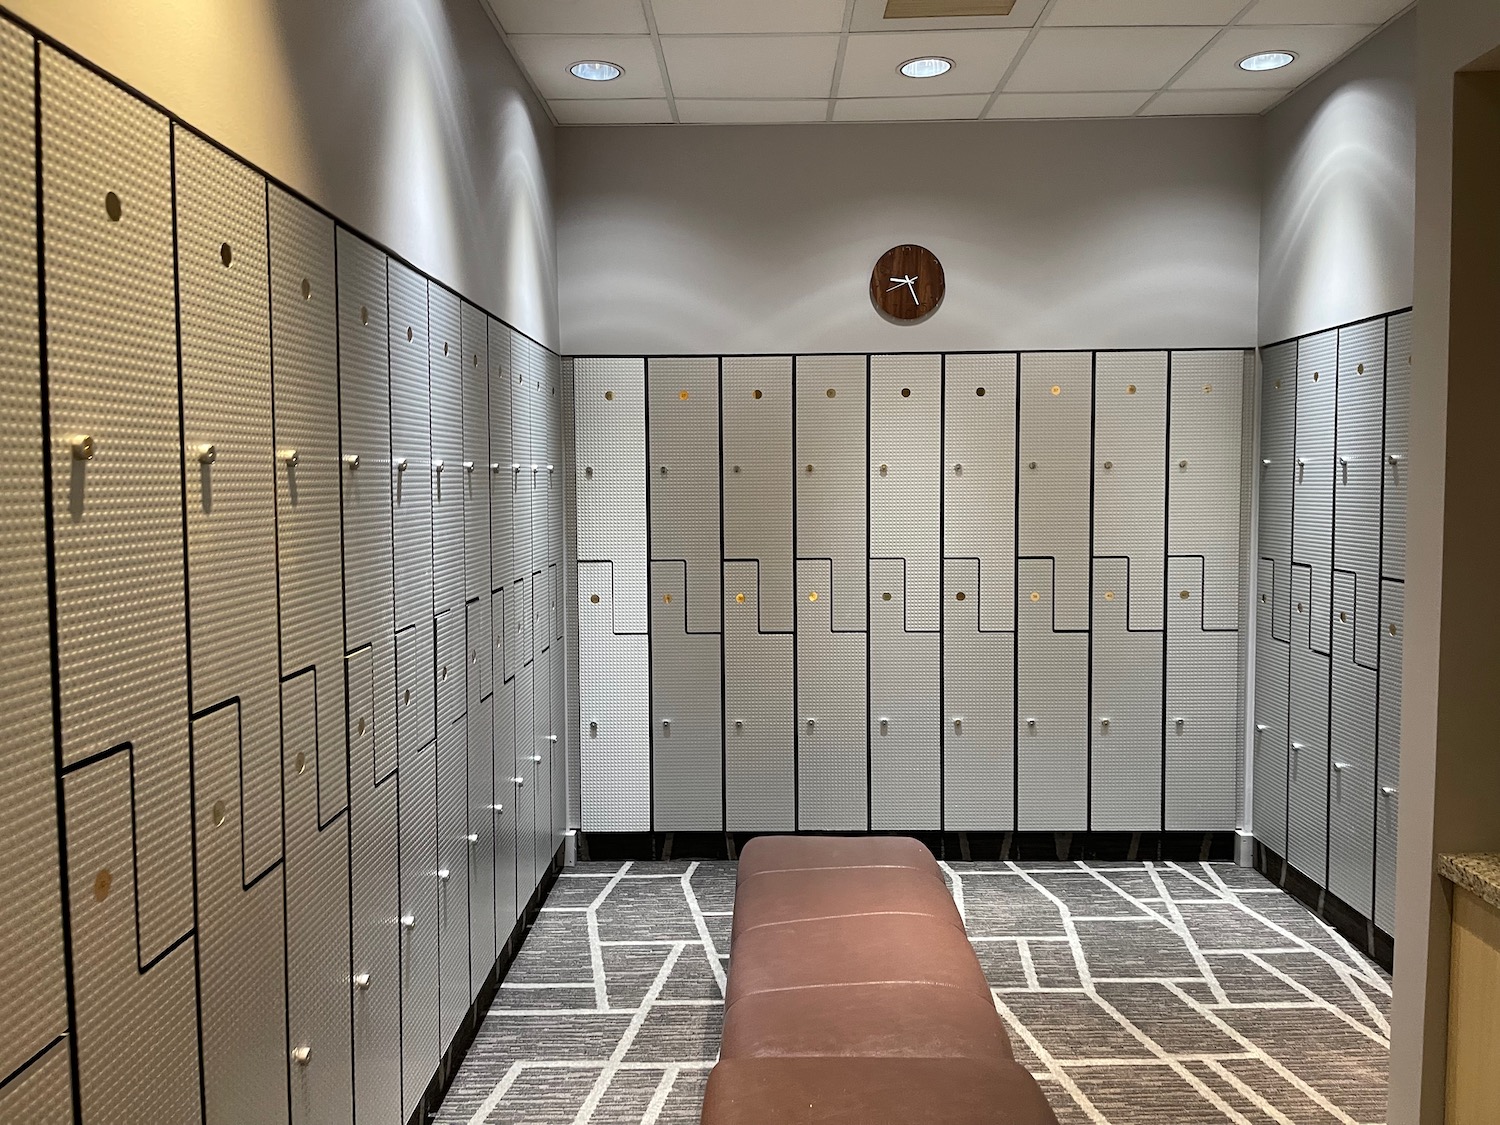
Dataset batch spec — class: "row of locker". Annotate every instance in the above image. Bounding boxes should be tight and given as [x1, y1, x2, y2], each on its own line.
[0, 33, 569, 1125]
[573, 350, 1253, 834]
[1253, 311, 1409, 935]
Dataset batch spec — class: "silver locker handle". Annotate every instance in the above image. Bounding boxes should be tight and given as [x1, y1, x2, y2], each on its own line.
[529, 754, 543, 763]
[513, 777, 525, 788]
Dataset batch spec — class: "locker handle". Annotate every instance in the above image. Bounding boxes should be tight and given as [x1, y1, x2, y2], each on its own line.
[69, 434, 95, 461]
[278, 448, 299, 467]
[733, 720, 743, 731]
[400, 914, 415, 929]
[529, 754, 543, 763]
[1333, 761, 1351, 772]
[395, 457, 408, 471]
[466, 834, 479, 845]
[354, 973, 371, 990]
[1262, 458, 1272, 466]
[547, 735, 558, 743]
[1381, 785, 1398, 797]
[195, 443, 217, 465]
[463, 461, 475, 473]
[879, 717, 889, 734]
[1388, 453, 1403, 464]
[1025, 718, 1035, 728]
[434, 459, 445, 473]
[1255, 723, 1269, 733]
[343, 454, 360, 469]
[1291, 741, 1305, 752]
[513, 777, 525, 788]
[1100, 717, 1111, 728]
[437, 868, 451, 881]
[292, 1046, 311, 1066]
[492, 803, 506, 814]
[490, 463, 501, 473]
[1174, 717, 1185, 728]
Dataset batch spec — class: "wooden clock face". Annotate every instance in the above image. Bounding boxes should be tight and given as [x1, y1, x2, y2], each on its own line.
[871, 244, 944, 322]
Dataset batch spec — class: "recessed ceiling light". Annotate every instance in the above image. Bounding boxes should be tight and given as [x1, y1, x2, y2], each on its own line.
[570, 60, 623, 82]
[899, 56, 954, 79]
[1238, 51, 1296, 73]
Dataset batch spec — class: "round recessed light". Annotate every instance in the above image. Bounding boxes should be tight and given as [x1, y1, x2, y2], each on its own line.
[1238, 50, 1296, 73]
[570, 60, 623, 82]
[899, 56, 953, 79]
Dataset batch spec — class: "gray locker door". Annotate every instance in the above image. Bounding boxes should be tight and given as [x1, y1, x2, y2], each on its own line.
[41, 46, 193, 956]
[1383, 312, 1412, 582]
[870, 559, 940, 829]
[430, 286, 465, 615]
[723, 561, 795, 831]
[524, 341, 550, 584]
[463, 304, 491, 602]
[493, 677, 521, 935]
[436, 715, 471, 1049]
[1017, 557, 1088, 829]
[1375, 580, 1402, 934]
[1252, 558, 1289, 856]
[1019, 354, 1091, 632]
[1336, 321, 1385, 665]
[0, 22, 67, 1102]
[1294, 330, 1336, 658]
[513, 662, 537, 897]
[797, 558, 868, 830]
[1164, 558, 1240, 830]
[398, 737, 439, 1122]
[437, 607, 467, 732]
[397, 622, 437, 759]
[63, 754, 199, 1125]
[944, 354, 1016, 633]
[192, 705, 289, 1125]
[943, 557, 1014, 831]
[724, 357, 794, 632]
[514, 345, 535, 648]
[531, 647, 553, 885]
[488, 321, 514, 595]
[1329, 572, 1376, 917]
[390, 262, 434, 630]
[1259, 341, 1296, 650]
[467, 690, 497, 996]
[1287, 567, 1330, 883]
[549, 610, 568, 867]
[1094, 352, 1166, 629]
[280, 673, 353, 1125]
[1090, 558, 1163, 831]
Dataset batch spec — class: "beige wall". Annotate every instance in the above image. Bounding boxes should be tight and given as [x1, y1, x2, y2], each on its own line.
[10, 0, 559, 350]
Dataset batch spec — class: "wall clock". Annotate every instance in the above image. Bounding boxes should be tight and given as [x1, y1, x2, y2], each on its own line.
[871, 244, 945, 323]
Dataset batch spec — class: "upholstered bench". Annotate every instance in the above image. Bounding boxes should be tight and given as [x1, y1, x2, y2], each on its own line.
[701, 836, 1059, 1125]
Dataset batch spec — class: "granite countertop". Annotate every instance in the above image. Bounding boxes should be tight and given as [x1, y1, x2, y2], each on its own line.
[1438, 853, 1500, 913]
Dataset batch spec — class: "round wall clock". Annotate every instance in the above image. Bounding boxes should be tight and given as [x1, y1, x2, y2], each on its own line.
[871, 244, 945, 323]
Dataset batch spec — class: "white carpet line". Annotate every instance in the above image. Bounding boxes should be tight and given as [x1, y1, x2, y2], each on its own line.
[1143, 864, 1233, 1006]
[681, 861, 728, 998]
[992, 994, 1111, 1125]
[500, 981, 596, 990]
[1072, 862, 1178, 929]
[970, 934, 1072, 944]
[599, 939, 702, 947]
[639, 1064, 681, 1125]
[465, 1061, 525, 1125]
[1018, 939, 1041, 990]
[1239, 954, 1387, 1046]
[585, 861, 634, 1011]
[1336, 969, 1391, 1038]
[1056, 1053, 1258, 1067]
[938, 861, 966, 925]
[1201, 1057, 1301, 1125]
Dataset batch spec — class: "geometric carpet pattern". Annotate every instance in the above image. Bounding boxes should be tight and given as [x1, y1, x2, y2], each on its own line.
[435, 860, 1391, 1125]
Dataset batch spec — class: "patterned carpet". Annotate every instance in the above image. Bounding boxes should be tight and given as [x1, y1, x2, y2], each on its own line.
[435, 858, 1391, 1125]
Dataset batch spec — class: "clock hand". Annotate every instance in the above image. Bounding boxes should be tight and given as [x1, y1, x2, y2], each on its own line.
[904, 277, 920, 305]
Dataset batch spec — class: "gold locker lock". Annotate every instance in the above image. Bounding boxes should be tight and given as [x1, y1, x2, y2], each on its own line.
[69, 434, 95, 461]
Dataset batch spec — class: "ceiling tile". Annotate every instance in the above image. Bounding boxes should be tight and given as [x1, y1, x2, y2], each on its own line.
[850, 0, 1048, 32]
[677, 99, 830, 123]
[832, 94, 990, 120]
[1141, 88, 1289, 115]
[1240, 0, 1411, 25]
[552, 99, 675, 124]
[651, 0, 848, 35]
[1172, 24, 1375, 90]
[986, 90, 1152, 118]
[1045, 0, 1247, 26]
[661, 35, 842, 99]
[488, 0, 648, 35]
[839, 30, 1028, 97]
[1004, 27, 1218, 92]
[508, 35, 667, 99]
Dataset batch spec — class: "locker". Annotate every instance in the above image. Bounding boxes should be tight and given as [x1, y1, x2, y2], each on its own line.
[463, 304, 491, 601]
[493, 676, 521, 934]
[1251, 558, 1289, 856]
[574, 359, 648, 605]
[488, 321, 514, 594]
[797, 356, 867, 630]
[397, 622, 437, 758]
[0, 22, 67, 1093]
[1094, 352, 1166, 627]
[532, 647, 554, 886]
[398, 737, 440, 1122]
[1018, 353, 1092, 631]
[513, 662, 537, 895]
[63, 754, 199, 1125]
[724, 356, 794, 633]
[871, 355, 940, 629]
[1335, 321, 1385, 664]
[723, 560, 795, 831]
[870, 558, 940, 830]
[41, 46, 193, 955]
[1090, 557, 1163, 831]
[436, 715, 471, 1049]
[430, 286, 466, 614]
[574, 557, 648, 834]
[1294, 330, 1336, 657]
[1383, 312, 1411, 581]
[504, 575, 523, 685]
[470, 596, 494, 708]
[1259, 341, 1297, 647]
[175, 126, 283, 878]
[650, 560, 723, 831]
[467, 691, 497, 996]
[192, 705, 289, 1125]
[1375, 580, 1402, 934]
[281, 672, 354, 1125]
[944, 354, 1016, 633]
[437, 608, 467, 731]
[1329, 572, 1376, 917]
[549, 614, 568, 852]
[649, 358, 721, 626]
[390, 262, 434, 630]
[1287, 566, 1330, 882]
[514, 341, 536, 628]
[797, 558, 867, 831]
[943, 557, 1014, 831]
[545, 352, 565, 583]
[515, 567, 535, 676]
[523, 342, 550, 581]
[1017, 557, 1088, 829]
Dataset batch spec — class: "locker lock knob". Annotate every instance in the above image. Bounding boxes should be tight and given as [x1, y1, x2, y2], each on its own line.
[292, 1045, 311, 1066]
[1333, 760, 1351, 772]
[879, 717, 889, 735]
[547, 735, 558, 743]
[395, 457, 408, 472]
[437, 868, 450, 881]
[400, 914, 415, 929]
[1176, 717, 1186, 729]
[733, 720, 743, 731]
[69, 434, 95, 461]
[491, 803, 506, 813]
[343, 454, 360, 469]
[1178, 459, 1188, 470]
[513, 777, 525, 788]
[466, 833, 479, 845]
[195, 443, 217, 465]
[1028, 461, 1037, 470]
[1388, 453, 1403, 464]
[1262, 458, 1272, 466]
[589, 722, 598, 737]
[529, 754, 543, 763]
[464, 461, 475, 473]
[1026, 718, 1035, 728]
[1100, 717, 1111, 729]
[278, 448, 300, 467]
[807, 718, 816, 730]
[490, 463, 501, 473]
[1103, 461, 1113, 471]
[1255, 723, 1269, 733]
[433, 459, 445, 473]
[353, 972, 371, 990]
[1381, 785, 1397, 797]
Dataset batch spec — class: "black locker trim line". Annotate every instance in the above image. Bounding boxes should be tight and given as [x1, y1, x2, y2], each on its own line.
[718, 356, 727, 833]
[1259, 307, 1413, 353]
[0, 1034, 67, 1095]
[1371, 314, 1390, 923]
[1161, 351, 1172, 834]
[791, 356, 799, 833]
[1086, 352, 1096, 834]
[644, 357, 655, 834]
[866, 352, 872, 833]
[1013, 355, 1021, 833]
[722, 558, 794, 636]
[1324, 327, 1341, 894]
[937, 353, 946, 833]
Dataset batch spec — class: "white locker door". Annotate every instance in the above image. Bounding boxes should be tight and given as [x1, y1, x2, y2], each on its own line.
[1252, 560, 1289, 857]
[532, 645, 554, 884]
[430, 287, 465, 616]
[390, 263, 434, 632]
[436, 712, 471, 1049]
[1375, 580, 1402, 934]
[1383, 313, 1411, 583]
[488, 321, 514, 600]
[398, 735, 440, 1122]
[513, 662, 537, 897]
[1287, 567, 1330, 883]
[468, 687, 497, 997]
[493, 675, 521, 935]
[463, 304, 491, 603]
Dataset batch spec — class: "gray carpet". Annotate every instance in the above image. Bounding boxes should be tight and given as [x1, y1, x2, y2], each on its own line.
[436, 859, 1390, 1125]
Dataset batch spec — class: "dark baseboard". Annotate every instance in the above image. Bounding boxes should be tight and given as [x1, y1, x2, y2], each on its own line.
[1252, 842, 1395, 973]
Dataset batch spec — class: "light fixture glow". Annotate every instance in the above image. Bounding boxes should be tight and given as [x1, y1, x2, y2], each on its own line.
[570, 60, 623, 82]
[899, 56, 954, 79]
[1238, 50, 1296, 73]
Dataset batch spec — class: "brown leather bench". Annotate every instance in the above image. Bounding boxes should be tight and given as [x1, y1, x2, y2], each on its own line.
[702, 836, 1059, 1125]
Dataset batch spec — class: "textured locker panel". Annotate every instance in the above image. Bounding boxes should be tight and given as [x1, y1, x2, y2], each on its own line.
[503, 575, 521, 684]
[574, 358, 647, 633]
[493, 678, 520, 935]
[0, 1039, 71, 1125]
[649, 357, 721, 632]
[577, 561, 651, 831]
[550, 621, 568, 850]
[437, 607, 467, 731]
[1164, 557, 1239, 830]
[175, 127, 283, 878]
[268, 186, 348, 823]
[523, 341, 549, 582]
[436, 715, 471, 1049]
[944, 353, 1016, 633]
[63, 754, 200, 1125]
[41, 47, 193, 954]
[281, 673, 354, 1125]
[488, 320, 514, 592]
[531, 649, 554, 888]
[548, 355, 566, 586]
[0, 25, 67, 1090]
[1335, 321, 1385, 665]
[1258, 342, 1296, 646]
[723, 560, 795, 832]
[869, 558, 939, 830]
[397, 622, 437, 759]
[430, 286, 465, 615]
[871, 355, 940, 631]
[1169, 351, 1247, 630]
[516, 570, 534, 682]
[1375, 580, 1402, 934]
[390, 262, 434, 630]
[1019, 353, 1092, 631]
[797, 356, 867, 632]
[1383, 312, 1411, 581]
[467, 692, 497, 997]
[1329, 572, 1375, 918]
[1294, 331, 1336, 656]
[796, 558, 868, 831]
[513, 344, 536, 636]
[1090, 557, 1163, 831]
[1235, 352, 1256, 828]
[192, 705, 289, 1125]
[1251, 558, 1289, 861]
[723, 356, 794, 633]
[463, 304, 491, 602]
[1287, 567, 1330, 882]
[1016, 557, 1088, 829]
[1094, 353, 1166, 629]
[470, 595, 494, 703]
[513, 662, 538, 895]
[651, 561, 723, 831]
[398, 734, 440, 1121]
[942, 557, 1014, 831]
[562, 357, 583, 832]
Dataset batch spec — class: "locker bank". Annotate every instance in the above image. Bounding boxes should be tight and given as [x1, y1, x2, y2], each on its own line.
[0, 2, 1493, 1124]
